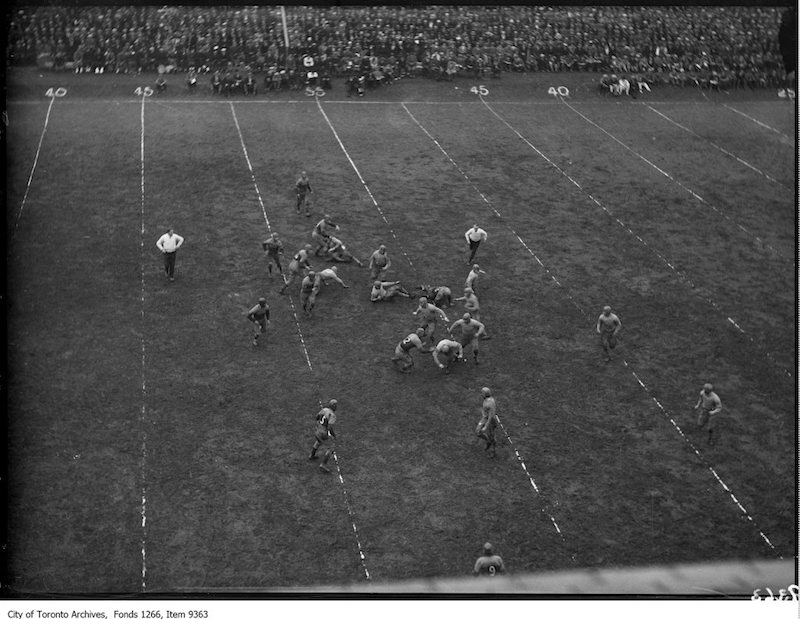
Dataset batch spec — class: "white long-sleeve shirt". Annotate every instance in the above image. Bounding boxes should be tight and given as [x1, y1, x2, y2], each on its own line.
[465, 227, 488, 243]
[156, 232, 184, 253]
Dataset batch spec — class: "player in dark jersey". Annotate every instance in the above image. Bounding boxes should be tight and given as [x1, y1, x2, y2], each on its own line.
[392, 328, 426, 372]
[261, 232, 284, 278]
[247, 298, 270, 347]
[309, 399, 338, 473]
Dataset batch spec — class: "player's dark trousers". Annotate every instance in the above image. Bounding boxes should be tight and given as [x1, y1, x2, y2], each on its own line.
[468, 240, 481, 263]
[163, 251, 177, 277]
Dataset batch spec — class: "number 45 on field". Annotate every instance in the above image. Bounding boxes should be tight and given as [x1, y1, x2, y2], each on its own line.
[470, 85, 489, 96]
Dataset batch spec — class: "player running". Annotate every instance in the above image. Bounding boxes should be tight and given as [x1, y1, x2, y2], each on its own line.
[448, 313, 487, 365]
[295, 170, 313, 216]
[465, 264, 487, 294]
[261, 232, 284, 278]
[309, 399, 338, 473]
[247, 297, 271, 347]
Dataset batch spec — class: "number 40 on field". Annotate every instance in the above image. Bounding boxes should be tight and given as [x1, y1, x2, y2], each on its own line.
[548, 86, 570, 97]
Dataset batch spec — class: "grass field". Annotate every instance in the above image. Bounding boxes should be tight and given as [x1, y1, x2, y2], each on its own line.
[4, 66, 796, 594]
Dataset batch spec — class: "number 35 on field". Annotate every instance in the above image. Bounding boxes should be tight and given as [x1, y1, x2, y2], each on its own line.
[548, 86, 570, 97]
[470, 85, 489, 96]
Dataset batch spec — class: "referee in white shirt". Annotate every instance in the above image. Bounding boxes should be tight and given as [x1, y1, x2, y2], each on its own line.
[156, 227, 184, 281]
[464, 224, 487, 264]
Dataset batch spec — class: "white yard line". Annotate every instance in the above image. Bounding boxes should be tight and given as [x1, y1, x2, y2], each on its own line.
[315, 98, 419, 277]
[480, 97, 791, 380]
[12, 95, 55, 236]
[138, 91, 149, 593]
[229, 102, 313, 371]
[624, 362, 781, 556]
[646, 105, 791, 189]
[407, 103, 783, 557]
[721, 103, 793, 140]
[560, 99, 783, 259]
[230, 101, 370, 581]
[319, 98, 572, 553]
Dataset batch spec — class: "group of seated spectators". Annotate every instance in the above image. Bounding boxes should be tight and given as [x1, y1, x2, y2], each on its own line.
[7, 5, 791, 91]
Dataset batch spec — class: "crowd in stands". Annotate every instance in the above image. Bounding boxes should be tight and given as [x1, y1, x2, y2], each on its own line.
[7, 5, 790, 91]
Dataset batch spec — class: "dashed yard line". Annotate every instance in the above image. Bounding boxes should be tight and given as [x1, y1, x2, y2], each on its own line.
[229, 102, 313, 371]
[479, 97, 791, 380]
[646, 105, 790, 189]
[326, 98, 572, 551]
[138, 90, 148, 593]
[230, 101, 369, 581]
[408, 102, 783, 557]
[318, 98, 573, 559]
[12, 95, 55, 236]
[721, 103, 793, 140]
[495, 414, 572, 551]
[402, 102, 586, 318]
[560, 98, 783, 259]
[623, 361, 781, 557]
[315, 98, 419, 277]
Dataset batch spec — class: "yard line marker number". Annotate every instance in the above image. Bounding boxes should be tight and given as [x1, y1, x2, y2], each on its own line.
[414, 100, 782, 555]
[230, 102, 370, 581]
[479, 97, 791, 380]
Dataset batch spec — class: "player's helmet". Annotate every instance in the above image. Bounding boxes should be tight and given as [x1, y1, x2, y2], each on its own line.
[441, 344, 450, 352]
[259, 298, 267, 306]
[328, 399, 338, 410]
[463, 313, 471, 321]
[373, 281, 381, 287]
[703, 383, 713, 392]
[415, 328, 425, 337]
[483, 542, 494, 555]
[481, 387, 491, 396]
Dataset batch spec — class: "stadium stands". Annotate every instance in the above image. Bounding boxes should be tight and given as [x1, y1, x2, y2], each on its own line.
[6, 6, 788, 90]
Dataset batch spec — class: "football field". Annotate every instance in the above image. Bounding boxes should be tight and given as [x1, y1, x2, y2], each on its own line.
[5, 68, 796, 593]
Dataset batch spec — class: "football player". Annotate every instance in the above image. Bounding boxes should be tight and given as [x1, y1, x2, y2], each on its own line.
[309, 399, 338, 473]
